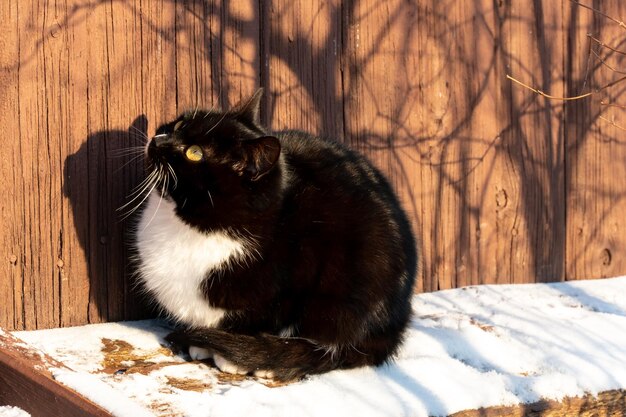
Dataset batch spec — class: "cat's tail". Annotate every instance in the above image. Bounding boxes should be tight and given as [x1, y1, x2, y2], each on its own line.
[165, 328, 383, 381]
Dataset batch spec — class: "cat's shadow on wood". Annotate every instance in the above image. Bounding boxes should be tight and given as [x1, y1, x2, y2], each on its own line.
[63, 115, 157, 323]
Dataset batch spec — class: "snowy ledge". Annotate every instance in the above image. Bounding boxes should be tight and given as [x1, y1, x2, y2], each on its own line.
[3, 276, 626, 417]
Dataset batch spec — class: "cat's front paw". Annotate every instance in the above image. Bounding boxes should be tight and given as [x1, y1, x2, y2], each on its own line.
[253, 369, 276, 379]
[213, 353, 249, 375]
[189, 345, 212, 361]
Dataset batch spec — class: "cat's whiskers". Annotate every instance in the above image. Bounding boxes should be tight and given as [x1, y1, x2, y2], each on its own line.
[119, 179, 154, 212]
[109, 146, 146, 158]
[124, 169, 159, 202]
[207, 190, 214, 208]
[118, 166, 162, 219]
[203, 94, 218, 119]
[129, 125, 149, 144]
[113, 152, 145, 174]
[142, 171, 168, 231]
[129, 169, 159, 195]
[121, 167, 163, 220]
[167, 163, 178, 189]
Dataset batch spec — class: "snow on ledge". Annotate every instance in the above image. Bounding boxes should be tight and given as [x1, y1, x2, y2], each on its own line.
[0, 406, 31, 417]
[13, 276, 626, 417]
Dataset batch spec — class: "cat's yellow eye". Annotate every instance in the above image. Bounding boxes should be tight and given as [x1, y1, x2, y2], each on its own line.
[174, 120, 184, 131]
[185, 145, 203, 161]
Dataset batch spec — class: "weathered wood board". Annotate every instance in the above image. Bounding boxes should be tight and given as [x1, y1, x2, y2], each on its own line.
[0, 330, 112, 417]
[449, 390, 626, 417]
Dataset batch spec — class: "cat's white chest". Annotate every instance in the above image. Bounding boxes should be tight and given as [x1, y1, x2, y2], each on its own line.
[135, 194, 246, 328]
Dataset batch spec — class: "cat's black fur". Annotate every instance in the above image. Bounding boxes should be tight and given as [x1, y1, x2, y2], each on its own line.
[145, 89, 417, 381]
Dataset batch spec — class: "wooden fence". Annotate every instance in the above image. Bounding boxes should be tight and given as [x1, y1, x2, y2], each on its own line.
[1, 0, 626, 330]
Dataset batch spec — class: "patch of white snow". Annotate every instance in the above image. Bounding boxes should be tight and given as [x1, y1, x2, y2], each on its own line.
[0, 406, 31, 417]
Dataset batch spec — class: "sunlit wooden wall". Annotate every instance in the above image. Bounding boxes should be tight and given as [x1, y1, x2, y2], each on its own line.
[1, 0, 626, 330]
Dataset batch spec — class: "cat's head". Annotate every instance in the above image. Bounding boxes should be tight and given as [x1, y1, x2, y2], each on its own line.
[143, 89, 282, 218]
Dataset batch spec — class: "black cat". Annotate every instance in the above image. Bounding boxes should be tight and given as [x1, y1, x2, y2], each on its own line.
[133, 89, 417, 381]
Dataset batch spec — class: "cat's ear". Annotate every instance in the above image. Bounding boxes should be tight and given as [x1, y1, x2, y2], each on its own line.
[237, 136, 281, 181]
[232, 88, 264, 127]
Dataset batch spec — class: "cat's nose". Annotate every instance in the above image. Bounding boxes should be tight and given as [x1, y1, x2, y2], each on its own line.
[152, 133, 173, 147]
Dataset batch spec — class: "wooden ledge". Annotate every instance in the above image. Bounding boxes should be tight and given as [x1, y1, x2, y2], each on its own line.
[0, 329, 112, 417]
[449, 389, 626, 417]
[2, 325, 625, 417]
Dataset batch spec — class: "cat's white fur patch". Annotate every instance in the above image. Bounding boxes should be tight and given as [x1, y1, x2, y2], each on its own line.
[136, 193, 249, 328]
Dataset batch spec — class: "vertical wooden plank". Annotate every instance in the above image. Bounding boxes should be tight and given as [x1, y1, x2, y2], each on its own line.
[566, 1, 626, 280]
[83, 0, 116, 323]
[505, 1, 566, 283]
[442, 0, 505, 288]
[174, 0, 215, 112]
[15, 0, 37, 329]
[140, 0, 178, 127]
[265, 0, 343, 137]
[0, 0, 23, 329]
[486, 0, 525, 287]
[218, 0, 261, 106]
[414, 3, 460, 291]
[43, 0, 71, 328]
[423, 0, 494, 289]
[58, 0, 93, 328]
[59, 0, 86, 328]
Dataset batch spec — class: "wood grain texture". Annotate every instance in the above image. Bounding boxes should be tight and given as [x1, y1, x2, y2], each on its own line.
[0, 330, 112, 417]
[565, 1, 626, 281]
[448, 389, 626, 417]
[0, 0, 22, 330]
[265, 0, 344, 137]
[2, 0, 626, 329]
[504, 1, 567, 284]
